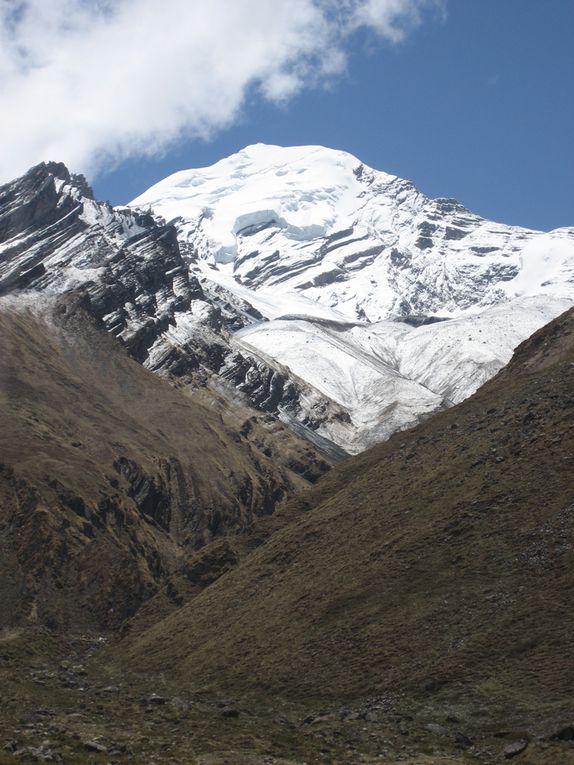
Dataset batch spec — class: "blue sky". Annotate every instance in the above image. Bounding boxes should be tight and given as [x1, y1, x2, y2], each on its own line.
[92, 0, 573, 232]
[1, 1, 571, 232]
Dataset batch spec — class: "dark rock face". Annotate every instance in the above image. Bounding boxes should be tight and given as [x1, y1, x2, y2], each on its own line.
[444, 226, 467, 241]
[114, 457, 173, 532]
[0, 163, 204, 363]
[550, 724, 574, 741]
[0, 162, 73, 242]
[220, 352, 293, 411]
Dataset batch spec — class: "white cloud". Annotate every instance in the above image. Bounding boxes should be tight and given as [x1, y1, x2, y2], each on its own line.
[0, 0, 441, 182]
[353, 0, 441, 41]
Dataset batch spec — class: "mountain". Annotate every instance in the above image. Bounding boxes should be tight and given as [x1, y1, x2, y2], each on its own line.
[130, 144, 574, 451]
[0, 292, 329, 632]
[131, 144, 573, 320]
[1, 151, 572, 456]
[0, 152, 572, 763]
[120, 305, 574, 755]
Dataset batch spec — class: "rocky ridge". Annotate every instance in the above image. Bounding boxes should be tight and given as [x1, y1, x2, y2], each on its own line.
[0, 161, 349, 458]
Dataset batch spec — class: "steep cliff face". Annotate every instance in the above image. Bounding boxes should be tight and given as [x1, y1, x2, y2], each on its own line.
[0, 295, 329, 631]
[0, 161, 197, 353]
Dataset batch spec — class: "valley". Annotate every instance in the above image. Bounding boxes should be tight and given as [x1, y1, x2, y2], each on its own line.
[0, 147, 572, 764]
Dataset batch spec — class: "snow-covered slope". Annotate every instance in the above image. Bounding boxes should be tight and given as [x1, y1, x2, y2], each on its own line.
[129, 144, 574, 452]
[232, 296, 571, 451]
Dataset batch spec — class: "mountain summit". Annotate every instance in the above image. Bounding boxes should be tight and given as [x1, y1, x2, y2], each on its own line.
[129, 144, 574, 451]
[131, 143, 574, 321]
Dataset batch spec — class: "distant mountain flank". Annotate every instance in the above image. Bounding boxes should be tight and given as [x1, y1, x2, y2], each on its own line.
[131, 143, 574, 320]
[130, 143, 574, 451]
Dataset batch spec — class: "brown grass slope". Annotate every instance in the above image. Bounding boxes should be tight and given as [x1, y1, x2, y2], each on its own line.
[122, 307, 574, 723]
[0, 294, 329, 631]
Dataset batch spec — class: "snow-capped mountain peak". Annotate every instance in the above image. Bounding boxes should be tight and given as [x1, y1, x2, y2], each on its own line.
[132, 143, 392, 267]
[131, 144, 574, 324]
[126, 144, 574, 453]
[2, 151, 572, 456]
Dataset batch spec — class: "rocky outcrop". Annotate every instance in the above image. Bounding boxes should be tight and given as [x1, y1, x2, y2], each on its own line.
[0, 162, 203, 361]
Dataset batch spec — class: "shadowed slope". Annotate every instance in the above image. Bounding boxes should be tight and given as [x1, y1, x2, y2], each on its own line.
[0, 294, 329, 631]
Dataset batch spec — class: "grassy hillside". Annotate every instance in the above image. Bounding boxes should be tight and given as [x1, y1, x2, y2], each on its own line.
[121, 307, 574, 734]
